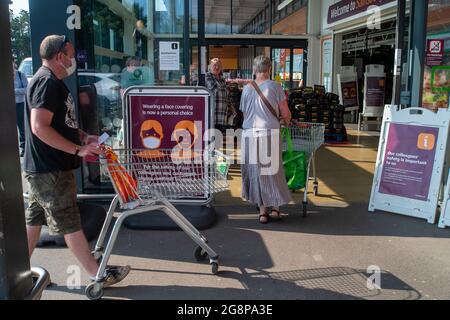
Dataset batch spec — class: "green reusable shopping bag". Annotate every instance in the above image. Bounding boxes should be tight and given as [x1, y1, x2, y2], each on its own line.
[282, 128, 307, 190]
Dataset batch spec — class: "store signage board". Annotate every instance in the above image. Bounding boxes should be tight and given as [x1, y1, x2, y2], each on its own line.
[123, 86, 214, 204]
[159, 41, 180, 71]
[369, 105, 450, 224]
[337, 66, 359, 110]
[365, 77, 386, 107]
[431, 66, 450, 92]
[341, 81, 359, 107]
[426, 40, 445, 67]
[363, 65, 386, 117]
[328, 0, 396, 25]
[322, 38, 333, 92]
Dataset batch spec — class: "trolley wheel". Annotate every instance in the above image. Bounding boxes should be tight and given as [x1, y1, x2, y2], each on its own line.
[211, 262, 219, 275]
[194, 246, 208, 262]
[85, 283, 104, 301]
[302, 202, 308, 218]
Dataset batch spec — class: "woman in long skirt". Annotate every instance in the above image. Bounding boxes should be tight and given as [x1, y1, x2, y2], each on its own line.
[240, 56, 293, 224]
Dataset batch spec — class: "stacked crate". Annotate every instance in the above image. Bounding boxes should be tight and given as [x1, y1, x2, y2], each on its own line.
[288, 88, 348, 143]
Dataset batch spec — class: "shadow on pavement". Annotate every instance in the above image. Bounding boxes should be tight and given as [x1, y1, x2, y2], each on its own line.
[46, 266, 420, 300]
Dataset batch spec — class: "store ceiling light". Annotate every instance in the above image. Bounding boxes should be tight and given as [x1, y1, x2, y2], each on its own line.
[277, 0, 293, 11]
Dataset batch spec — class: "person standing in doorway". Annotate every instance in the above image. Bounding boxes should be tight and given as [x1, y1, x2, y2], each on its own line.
[13, 61, 28, 157]
[24, 35, 130, 286]
[206, 58, 231, 133]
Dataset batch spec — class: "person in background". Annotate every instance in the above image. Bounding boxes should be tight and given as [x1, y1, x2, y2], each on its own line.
[13, 60, 29, 157]
[120, 56, 150, 94]
[206, 58, 231, 133]
[24, 35, 130, 287]
[240, 55, 292, 224]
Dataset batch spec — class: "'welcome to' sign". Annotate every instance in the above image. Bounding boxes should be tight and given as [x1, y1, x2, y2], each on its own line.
[328, 0, 395, 25]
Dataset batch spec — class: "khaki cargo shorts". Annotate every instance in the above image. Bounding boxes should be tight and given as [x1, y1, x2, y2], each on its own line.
[25, 170, 81, 236]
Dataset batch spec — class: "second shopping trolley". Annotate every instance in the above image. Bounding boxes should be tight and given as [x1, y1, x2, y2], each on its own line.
[283, 122, 325, 217]
[85, 147, 229, 300]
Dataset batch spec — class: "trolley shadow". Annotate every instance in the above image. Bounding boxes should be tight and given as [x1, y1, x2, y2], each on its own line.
[45, 266, 421, 300]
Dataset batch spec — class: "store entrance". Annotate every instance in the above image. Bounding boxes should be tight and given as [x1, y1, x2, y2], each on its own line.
[191, 37, 308, 89]
[341, 21, 398, 112]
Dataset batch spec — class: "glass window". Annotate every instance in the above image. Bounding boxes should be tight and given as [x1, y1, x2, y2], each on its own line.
[205, 0, 231, 34]
[191, 0, 199, 34]
[154, 0, 184, 34]
[272, 48, 291, 90]
[293, 48, 304, 88]
[76, 0, 186, 190]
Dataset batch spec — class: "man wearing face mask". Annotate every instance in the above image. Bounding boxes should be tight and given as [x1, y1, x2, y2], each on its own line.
[24, 35, 130, 288]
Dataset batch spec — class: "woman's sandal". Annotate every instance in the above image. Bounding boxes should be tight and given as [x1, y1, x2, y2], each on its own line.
[270, 209, 283, 221]
[259, 213, 270, 224]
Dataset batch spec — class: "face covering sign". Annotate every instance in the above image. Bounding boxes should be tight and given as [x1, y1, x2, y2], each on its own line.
[123, 88, 212, 203]
[379, 124, 438, 201]
[128, 95, 207, 153]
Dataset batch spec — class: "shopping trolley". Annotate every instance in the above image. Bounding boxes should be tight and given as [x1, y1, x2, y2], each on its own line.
[85, 148, 230, 300]
[283, 122, 325, 217]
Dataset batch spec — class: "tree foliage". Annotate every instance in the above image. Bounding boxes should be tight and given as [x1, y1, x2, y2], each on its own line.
[10, 9, 31, 65]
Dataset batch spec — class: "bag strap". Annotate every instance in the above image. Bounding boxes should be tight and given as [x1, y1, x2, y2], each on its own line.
[250, 81, 279, 120]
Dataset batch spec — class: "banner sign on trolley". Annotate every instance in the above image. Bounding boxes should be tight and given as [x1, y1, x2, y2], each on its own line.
[123, 86, 214, 204]
[369, 106, 450, 224]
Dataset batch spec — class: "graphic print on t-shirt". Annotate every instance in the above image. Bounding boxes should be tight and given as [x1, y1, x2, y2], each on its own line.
[65, 93, 78, 129]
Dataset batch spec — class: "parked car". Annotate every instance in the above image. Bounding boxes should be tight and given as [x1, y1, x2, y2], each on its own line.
[19, 57, 33, 81]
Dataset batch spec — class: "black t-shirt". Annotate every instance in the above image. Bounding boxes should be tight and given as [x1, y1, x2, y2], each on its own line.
[24, 66, 81, 173]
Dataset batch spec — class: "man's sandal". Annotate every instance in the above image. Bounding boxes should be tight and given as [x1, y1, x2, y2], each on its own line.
[270, 209, 283, 221]
[259, 213, 270, 224]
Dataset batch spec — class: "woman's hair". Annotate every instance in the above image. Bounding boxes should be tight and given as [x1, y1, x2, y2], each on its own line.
[253, 55, 271, 74]
[208, 58, 222, 73]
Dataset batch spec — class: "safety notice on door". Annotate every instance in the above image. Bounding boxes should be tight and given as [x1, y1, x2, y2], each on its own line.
[379, 123, 439, 201]
[159, 41, 180, 71]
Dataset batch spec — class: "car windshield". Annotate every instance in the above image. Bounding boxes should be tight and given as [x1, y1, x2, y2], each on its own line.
[19, 61, 33, 77]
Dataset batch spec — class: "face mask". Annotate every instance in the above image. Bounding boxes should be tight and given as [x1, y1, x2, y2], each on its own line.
[60, 57, 77, 77]
[143, 137, 161, 149]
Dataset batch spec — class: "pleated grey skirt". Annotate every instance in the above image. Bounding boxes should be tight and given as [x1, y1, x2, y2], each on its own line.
[241, 129, 293, 208]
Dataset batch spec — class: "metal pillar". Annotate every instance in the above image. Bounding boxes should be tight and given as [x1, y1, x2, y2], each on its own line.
[198, 0, 206, 86]
[410, 0, 428, 108]
[392, 0, 406, 106]
[0, 0, 33, 300]
[183, 0, 191, 85]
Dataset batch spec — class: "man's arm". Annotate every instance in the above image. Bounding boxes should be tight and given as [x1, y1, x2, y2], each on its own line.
[31, 108, 100, 157]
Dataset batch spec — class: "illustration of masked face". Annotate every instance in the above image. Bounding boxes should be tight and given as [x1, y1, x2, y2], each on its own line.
[173, 121, 199, 150]
[142, 128, 162, 149]
[140, 120, 164, 150]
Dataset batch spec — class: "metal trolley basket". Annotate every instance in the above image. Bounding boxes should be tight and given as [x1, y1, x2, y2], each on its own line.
[283, 122, 325, 217]
[85, 148, 229, 300]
